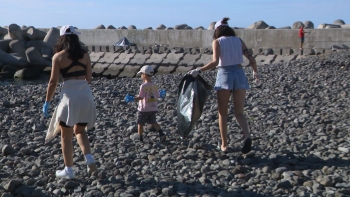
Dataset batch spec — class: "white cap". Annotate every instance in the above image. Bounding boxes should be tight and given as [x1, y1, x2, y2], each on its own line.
[214, 20, 229, 30]
[60, 25, 81, 36]
[137, 65, 154, 75]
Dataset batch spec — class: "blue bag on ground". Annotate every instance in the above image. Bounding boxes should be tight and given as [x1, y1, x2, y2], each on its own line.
[177, 75, 212, 138]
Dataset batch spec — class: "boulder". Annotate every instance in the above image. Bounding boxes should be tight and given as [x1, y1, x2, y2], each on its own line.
[247, 20, 269, 29]
[333, 19, 345, 25]
[128, 25, 137, 30]
[41, 42, 54, 60]
[174, 24, 188, 30]
[0, 26, 7, 36]
[207, 22, 216, 30]
[43, 27, 60, 47]
[106, 25, 115, 29]
[14, 68, 43, 79]
[23, 26, 47, 40]
[266, 26, 276, 29]
[119, 26, 127, 30]
[8, 24, 25, 40]
[194, 26, 205, 30]
[144, 27, 153, 30]
[318, 23, 341, 29]
[304, 21, 314, 29]
[0, 50, 28, 68]
[26, 40, 53, 60]
[0, 72, 13, 79]
[292, 21, 304, 29]
[325, 24, 341, 29]
[2, 145, 15, 156]
[94, 24, 106, 29]
[184, 26, 193, 30]
[264, 48, 274, 56]
[156, 24, 166, 30]
[25, 47, 51, 68]
[0, 39, 11, 52]
[277, 26, 291, 29]
[9, 40, 27, 59]
[2, 65, 19, 74]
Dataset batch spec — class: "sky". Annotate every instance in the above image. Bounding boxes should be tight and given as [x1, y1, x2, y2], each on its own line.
[0, 0, 349, 29]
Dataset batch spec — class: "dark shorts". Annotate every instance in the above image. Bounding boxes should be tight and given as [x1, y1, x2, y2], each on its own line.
[137, 111, 157, 126]
[300, 37, 304, 43]
[60, 121, 87, 128]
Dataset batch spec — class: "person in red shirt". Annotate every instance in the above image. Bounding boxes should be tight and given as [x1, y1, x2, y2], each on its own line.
[299, 24, 308, 49]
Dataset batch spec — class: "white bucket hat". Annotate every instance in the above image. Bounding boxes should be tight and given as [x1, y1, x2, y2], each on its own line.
[137, 65, 154, 75]
[60, 25, 81, 36]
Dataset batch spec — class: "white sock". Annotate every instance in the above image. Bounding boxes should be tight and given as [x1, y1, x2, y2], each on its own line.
[85, 154, 95, 164]
[65, 166, 74, 173]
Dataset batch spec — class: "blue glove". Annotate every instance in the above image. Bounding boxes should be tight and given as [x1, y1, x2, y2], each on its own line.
[159, 89, 166, 98]
[125, 94, 134, 103]
[42, 101, 50, 117]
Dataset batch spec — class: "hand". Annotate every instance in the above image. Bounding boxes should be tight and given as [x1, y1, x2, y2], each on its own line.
[125, 94, 134, 103]
[42, 101, 50, 117]
[187, 68, 201, 77]
[159, 89, 166, 98]
[253, 71, 261, 82]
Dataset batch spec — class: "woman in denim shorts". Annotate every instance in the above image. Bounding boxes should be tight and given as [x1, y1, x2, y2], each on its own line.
[188, 17, 260, 153]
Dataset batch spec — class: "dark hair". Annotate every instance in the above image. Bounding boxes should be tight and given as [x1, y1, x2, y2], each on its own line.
[54, 30, 86, 61]
[213, 17, 236, 39]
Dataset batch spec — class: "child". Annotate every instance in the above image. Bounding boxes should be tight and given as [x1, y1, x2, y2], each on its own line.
[134, 65, 166, 142]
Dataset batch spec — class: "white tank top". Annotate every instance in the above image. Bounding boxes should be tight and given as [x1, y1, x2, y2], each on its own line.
[217, 36, 243, 67]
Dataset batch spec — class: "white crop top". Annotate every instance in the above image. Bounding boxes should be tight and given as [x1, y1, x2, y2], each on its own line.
[217, 36, 243, 67]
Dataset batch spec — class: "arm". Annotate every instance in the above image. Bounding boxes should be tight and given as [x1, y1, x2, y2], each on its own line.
[241, 39, 258, 73]
[85, 53, 92, 84]
[45, 54, 60, 102]
[134, 85, 145, 101]
[198, 39, 220, 72]
[134, 96, 143, 101]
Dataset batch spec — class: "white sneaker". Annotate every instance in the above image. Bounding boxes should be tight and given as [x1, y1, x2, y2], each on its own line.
[87, 161, 97, 174]
[55, 169, 75, 179]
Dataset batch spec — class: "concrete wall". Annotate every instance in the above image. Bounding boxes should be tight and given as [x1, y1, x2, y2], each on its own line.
[2, 28, 349, 52]
[74, 29, 350, 52]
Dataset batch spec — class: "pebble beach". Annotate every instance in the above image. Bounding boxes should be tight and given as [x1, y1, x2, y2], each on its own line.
[0, 51, 350, 197]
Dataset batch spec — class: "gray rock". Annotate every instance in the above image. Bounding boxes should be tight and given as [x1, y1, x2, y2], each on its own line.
[8, 24, 24, 40]
[14, 68, 43, 79]
[94, 24, 106, 29]
[292, 21, 304, 29]
[247, 20, 269, 29]
[333, 19, 345, 25]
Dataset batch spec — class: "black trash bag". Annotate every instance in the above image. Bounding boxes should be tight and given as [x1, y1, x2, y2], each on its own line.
[177, 75, 212, 139]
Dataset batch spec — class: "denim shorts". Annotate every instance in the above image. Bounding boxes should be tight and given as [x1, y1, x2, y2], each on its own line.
[214, 65, 250, 91]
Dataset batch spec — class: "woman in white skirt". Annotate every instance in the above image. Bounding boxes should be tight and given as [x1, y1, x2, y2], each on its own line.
[43, 25, 97, 179]
[188, 17, 260, 153]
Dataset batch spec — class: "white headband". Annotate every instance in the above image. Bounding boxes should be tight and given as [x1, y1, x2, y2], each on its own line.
[214, 20, 229, 30]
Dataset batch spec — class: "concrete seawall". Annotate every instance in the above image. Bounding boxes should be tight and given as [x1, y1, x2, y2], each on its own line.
[74, 29, 350, 53]
[1, 27, 349, 79]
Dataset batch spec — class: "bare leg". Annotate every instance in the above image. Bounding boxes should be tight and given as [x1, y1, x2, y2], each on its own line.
[60, 126, 74, 167]
[217, 89, 231, 151]
[151, 123, 161, 131]
[138, 124, 144, 136]
[74, 125, 91, 155]
[232, 89, 250, 139]
[74, 124, 97, 174]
